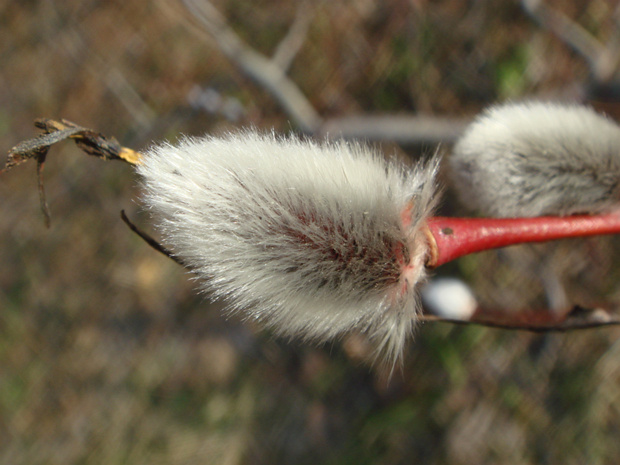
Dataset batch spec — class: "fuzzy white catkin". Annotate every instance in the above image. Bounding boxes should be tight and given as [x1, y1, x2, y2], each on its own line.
[450, 101, 620, 217]
[137, 130, 439, 364]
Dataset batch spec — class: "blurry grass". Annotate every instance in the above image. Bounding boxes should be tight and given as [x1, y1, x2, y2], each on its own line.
[1, 1, 620, 464]
[496, 43, 530, 98]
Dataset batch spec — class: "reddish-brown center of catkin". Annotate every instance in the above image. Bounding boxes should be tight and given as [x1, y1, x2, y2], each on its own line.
[273, 208, 408, 294]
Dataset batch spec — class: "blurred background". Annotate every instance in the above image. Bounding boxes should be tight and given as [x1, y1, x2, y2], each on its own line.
[1, 1, 620, 464]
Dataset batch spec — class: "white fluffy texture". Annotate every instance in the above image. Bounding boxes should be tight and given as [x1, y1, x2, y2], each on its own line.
[450, 101, 620, 217]
[138, 130, 438, 364]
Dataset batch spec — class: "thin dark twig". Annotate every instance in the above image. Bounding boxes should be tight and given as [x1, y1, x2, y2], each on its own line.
[120, 210, 184, 266]
[420, 307, 620, 332]
[35, 149, 51, 228]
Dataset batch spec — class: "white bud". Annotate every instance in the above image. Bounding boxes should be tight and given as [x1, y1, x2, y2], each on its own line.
[421, 278, 477, 320]
[450, 101, 620, 217]
[137, 130, 439, 364]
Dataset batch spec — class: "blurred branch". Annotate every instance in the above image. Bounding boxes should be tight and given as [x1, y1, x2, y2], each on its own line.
[47, 1, 157, 131]
[422, 304, 620, 332]
[101, 66, 158, 131]
[522, 0, 620, 82]
[182, 0, 322, 133]
[320, 114, 469, 145]
[181, 0, 464, 145]
[272, 1, 313, 73]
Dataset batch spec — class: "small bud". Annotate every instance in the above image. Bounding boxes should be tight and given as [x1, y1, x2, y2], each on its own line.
[137, 130, 439, 364]
[450, 101, 620, 217]
[422, 278, 477, 320]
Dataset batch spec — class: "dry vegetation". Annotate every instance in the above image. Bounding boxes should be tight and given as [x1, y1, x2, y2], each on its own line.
[1, 1, 620, 464]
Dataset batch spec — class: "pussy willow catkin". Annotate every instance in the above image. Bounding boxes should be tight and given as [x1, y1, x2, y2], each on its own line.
[138, 131, 439, 364]
[450, 101, 620, 217]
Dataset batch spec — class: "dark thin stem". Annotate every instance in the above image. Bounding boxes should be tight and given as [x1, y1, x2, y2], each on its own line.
[35, 148, 51, 228]
[120, 210, 184, 266]
[420, 307, 620, 332]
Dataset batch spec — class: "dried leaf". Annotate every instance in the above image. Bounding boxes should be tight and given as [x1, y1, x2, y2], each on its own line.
[2, 118, 143, 226]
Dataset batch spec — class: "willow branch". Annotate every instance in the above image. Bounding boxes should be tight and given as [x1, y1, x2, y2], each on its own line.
[180, 0, 464, 145]
[5, 118, 619, 334]
[272, 1, 313, 72]
[421, 305, 620, 332]
[182, 0, 322, 133]
[522, 0, 620, 82]
[319, 114, 470, 145]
